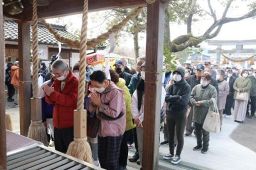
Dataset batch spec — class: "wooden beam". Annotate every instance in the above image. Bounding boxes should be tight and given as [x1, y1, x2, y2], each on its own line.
[0, 0, 7, 169]
[143, 1, 165, 170]
[18, 21, 32, 136]
[6, 0, 146, 21]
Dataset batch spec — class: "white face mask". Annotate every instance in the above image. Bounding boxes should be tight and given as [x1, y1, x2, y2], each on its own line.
[57, 75, 66, 81]
[228, 73, 232, 77]
[73, 72, 79, 79]
[185, 72, 190, 78]
[200, 80, 209, 87]
[141, 71, 145, 80]
[173, 74, 182, 82]
[56, 71, 67, 81]
[216, 74, 221, 80]
[242, 73, 248, 78]
[95, 87, 105, 93]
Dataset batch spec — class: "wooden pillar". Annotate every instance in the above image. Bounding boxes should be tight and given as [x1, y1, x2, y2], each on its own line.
[18, 21, 32, 136]
[0, 0, 7, 169]
[143, 1, 165, 170]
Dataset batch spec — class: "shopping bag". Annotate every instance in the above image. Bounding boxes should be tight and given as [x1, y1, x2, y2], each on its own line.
[235, 92, 249, 101]
[203, 99, 220, 133]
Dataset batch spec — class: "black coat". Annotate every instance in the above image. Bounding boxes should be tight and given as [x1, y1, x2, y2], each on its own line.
[165, 79, 191, 114]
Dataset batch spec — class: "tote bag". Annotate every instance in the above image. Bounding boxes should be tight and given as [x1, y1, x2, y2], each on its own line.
[203, 99, 221, 133]
[235, 92, 249, 101]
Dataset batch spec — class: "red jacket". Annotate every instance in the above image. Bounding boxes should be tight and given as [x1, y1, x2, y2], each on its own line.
[45, 71, 78, 128]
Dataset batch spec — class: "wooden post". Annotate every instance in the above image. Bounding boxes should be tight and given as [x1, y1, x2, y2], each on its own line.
[0, 0, 7, 169]
[143, 1, 165, 170]
[18, 21, 32, 136]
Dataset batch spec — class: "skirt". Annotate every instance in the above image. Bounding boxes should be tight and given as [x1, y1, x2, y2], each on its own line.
[233, 100, 248, 122]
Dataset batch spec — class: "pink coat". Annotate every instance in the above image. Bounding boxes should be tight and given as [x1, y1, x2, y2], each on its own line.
[89, 82, 126, 137]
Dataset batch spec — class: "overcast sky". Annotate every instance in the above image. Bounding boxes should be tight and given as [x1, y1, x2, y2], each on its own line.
[47, 0, 256, 57]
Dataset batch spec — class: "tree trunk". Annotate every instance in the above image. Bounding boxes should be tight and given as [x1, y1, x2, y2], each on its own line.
[164, 9, 171, 48]
[133, 31, 140, 61]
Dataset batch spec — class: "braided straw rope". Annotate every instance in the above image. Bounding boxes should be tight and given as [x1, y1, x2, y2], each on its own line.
[41, 7, 143, 49]
[146, 0, 156, 4]
[77, 0, 88, 111]
[32, 0, 39, 98]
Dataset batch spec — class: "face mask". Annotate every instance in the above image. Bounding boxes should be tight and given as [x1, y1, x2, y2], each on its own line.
[141, 71, 145, 80]
[228, 73, 232, 77]
[173, 74, 182, 82]
[200, 80, 209, 87]
[73, 72, 79, 79]
[185, 72, 190, 78]
[242, 73, 248, 78]
[95, 87, 105, 93]
[57, 75, 66, 81]
[216, 75, 221, 80]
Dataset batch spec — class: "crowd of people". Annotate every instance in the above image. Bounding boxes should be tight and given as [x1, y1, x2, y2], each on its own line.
[5, 56, 256, 170]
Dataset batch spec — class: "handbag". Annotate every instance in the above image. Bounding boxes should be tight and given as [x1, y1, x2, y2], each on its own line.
[235, 92, 249, 101]
[203, 99, 220, 133]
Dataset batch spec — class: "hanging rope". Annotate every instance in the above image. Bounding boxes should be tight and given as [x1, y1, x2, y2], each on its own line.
[32, 0, 39, 98]
[146, 0, 156, 4]
[222, 53, 255, 63]
[77, 0, 88, 111]
[41, 7, 143, 49]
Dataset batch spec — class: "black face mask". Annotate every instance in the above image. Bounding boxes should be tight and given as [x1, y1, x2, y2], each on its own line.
[116, 67, 123, 74]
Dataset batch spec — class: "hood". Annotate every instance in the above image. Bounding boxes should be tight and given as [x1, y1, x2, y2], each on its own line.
[174, 66, 185, 78]
[117, 78, 126, 88]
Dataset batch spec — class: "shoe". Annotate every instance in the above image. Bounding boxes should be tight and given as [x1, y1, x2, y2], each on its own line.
[129, 153, 139, 162]
[160, 141, 169, 145]
[193, 145, 202, 151]
[7, 98, 14, 102]
[171, 156, 181, 165]
[201, 148, 208, 154]
[136, 160, 140, 165]
[163, 153, 174, 160]
[185, 133, 192, 136]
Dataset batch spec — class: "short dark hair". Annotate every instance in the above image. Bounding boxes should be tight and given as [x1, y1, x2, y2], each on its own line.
[90, 70, 107, 83]
[51, 59, 68, 71]
[109, 69, 119, 84]
[73, 63, 79, 72]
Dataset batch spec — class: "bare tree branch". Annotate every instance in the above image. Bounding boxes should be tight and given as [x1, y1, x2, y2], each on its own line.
[207, 0, 216, 21]
[186, 0, 197, 34]
[171, 5, 256, 52]
[222, 0, 234, 18]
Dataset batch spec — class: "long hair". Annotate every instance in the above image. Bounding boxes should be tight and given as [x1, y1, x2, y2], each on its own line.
[137, 79, 145, 111]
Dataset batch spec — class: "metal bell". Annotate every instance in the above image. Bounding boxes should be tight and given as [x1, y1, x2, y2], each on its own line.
[3, 0, 24, 15]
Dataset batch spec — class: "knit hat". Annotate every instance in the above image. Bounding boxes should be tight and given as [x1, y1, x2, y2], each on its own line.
[173, 66, 185, 78]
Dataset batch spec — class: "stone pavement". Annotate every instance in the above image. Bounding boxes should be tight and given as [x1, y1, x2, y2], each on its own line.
[6, 104, 256, 170]
[158, 116, 256, 170]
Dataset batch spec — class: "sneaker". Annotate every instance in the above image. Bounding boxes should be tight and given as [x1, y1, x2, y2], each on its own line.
[163, 153, 174, 160]
[193, 145, 202, 151]
[185, 132, 192, 136]
[171, 156, 181, 165]
[160, 141, 169, 145]
[201, 148, 208, 154]
[129, 152, 139, 162]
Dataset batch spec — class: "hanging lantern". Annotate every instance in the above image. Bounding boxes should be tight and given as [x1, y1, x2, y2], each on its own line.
[4, 0, 24, 15]
[29, 0, 50, 6]
[250, 57, 254, 65]
[222, 58, 227, 65]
